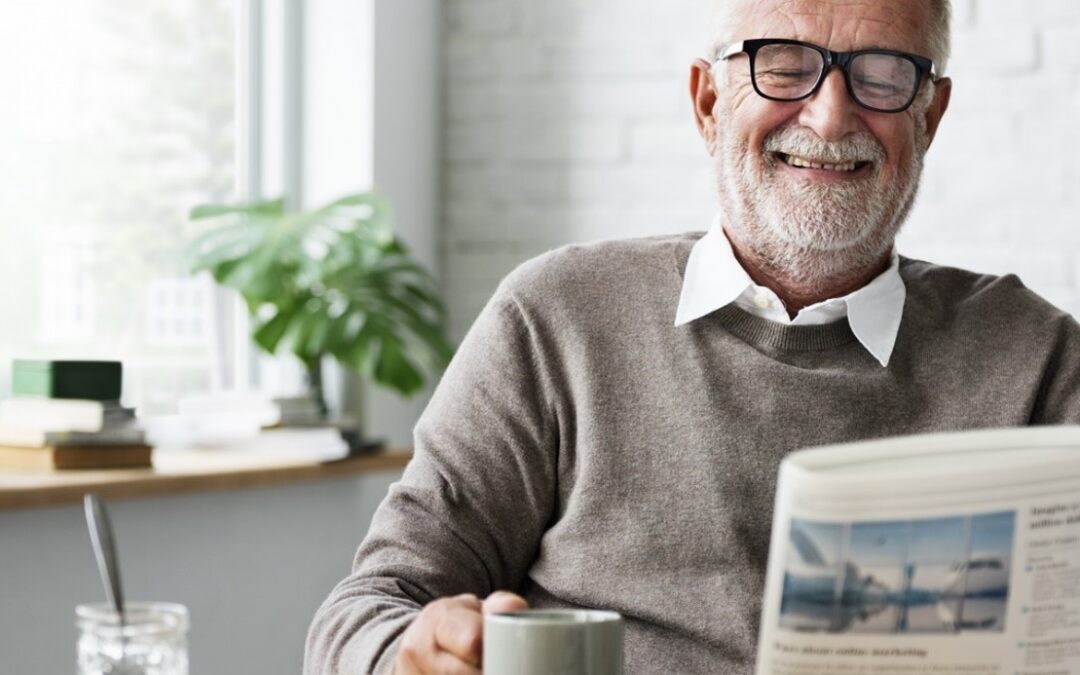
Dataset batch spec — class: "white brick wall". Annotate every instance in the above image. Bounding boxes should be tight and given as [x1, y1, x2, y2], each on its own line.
[441, 0, 1080, 339]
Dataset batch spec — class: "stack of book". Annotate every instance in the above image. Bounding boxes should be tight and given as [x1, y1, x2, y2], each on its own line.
[0, 360, 151, 470]
[273, 395, 326, 427]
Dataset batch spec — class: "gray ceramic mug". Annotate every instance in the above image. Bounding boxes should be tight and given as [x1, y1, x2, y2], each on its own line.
[483, 609, 624, 675]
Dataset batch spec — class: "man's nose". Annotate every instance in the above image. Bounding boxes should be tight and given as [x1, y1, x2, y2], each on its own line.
[797, 67, 861, 141]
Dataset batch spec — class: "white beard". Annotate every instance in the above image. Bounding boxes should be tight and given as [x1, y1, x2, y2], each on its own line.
[714, 112, 929, 294]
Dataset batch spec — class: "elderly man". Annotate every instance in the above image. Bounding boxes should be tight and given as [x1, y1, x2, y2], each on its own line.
[306, 0, 1080, 673]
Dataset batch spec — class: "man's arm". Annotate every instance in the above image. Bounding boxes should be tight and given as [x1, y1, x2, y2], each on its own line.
[304, 283, 560, 674]
[1031, 313, 1080, 425]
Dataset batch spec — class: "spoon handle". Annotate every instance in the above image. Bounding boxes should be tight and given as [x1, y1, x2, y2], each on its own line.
[84, 493, 125, 623]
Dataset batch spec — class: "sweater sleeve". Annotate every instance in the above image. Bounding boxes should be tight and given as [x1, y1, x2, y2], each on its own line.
[1031, 313, 1080, 425]
[303, 284, 559, 675]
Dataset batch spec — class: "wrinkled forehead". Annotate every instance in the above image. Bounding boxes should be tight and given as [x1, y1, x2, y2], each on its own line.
[730, 0, 933, 55]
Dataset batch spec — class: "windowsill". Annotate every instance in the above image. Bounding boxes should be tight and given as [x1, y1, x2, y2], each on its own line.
[0, 446, 412, 512]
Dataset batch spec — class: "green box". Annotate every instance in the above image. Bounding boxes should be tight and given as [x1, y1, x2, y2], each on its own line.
[12, 360, 122, 401]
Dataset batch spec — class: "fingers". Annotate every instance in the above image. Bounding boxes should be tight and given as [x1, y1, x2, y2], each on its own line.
[395, 594, 484, 675]
[393, 592, 530, 675]
[433, 598, 484, 664]
[482, 590, 529, 615]
[397, 649, 481, 675]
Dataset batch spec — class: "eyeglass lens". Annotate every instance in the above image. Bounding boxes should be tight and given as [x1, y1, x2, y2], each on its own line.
[753, 43, 919, 111]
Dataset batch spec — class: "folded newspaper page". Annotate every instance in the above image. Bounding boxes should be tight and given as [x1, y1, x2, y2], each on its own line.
[756, 426, 1080, 675]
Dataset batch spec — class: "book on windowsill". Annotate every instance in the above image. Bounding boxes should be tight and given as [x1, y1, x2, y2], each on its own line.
[0, 425, 146, 449]
[0, 396, 149, 469]
[12, 359, 123, 401]
[0, 443, 152, 470]
[0, 397, 106, 432]
[0, 397, 137, 432]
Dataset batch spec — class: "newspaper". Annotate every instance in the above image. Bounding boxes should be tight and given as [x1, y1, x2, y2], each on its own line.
[756, 426, 1080, 675]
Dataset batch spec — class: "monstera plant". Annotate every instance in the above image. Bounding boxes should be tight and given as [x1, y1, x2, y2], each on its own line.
[186, 192, 453, 417]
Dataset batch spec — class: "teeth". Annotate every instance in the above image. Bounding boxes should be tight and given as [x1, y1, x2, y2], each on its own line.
[783, 154, 859, 172]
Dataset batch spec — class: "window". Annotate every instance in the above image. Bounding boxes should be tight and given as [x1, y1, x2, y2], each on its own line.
[1, 0, 237, 412]
[3, 0, 381, 421]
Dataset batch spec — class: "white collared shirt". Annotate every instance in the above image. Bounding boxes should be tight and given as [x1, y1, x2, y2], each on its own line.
[674, 216, 907, 367]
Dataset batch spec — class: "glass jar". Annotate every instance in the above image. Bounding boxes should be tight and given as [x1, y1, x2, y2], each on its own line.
[76, 602, 189, 675]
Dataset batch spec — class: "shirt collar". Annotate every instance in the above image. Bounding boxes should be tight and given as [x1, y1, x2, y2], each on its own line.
[674, 214, 907, 367]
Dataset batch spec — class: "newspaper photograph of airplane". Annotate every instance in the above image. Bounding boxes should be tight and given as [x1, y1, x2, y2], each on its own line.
[779, 511, 1015, 634]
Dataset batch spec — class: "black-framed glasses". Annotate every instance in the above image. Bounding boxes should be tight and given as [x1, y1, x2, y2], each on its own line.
[716, 38, 938, 113]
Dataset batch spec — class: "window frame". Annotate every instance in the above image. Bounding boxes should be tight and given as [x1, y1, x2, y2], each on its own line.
[230, 0, 309, 395]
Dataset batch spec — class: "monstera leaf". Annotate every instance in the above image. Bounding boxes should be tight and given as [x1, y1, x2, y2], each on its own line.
[186, 192, 453, 398]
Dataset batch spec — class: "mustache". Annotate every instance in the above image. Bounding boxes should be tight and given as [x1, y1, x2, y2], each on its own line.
[762, 127, 886, 165]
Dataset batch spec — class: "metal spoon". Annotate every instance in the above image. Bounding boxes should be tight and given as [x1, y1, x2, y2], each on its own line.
[84, 493, 140, 673]
[84, 493, 126, 626]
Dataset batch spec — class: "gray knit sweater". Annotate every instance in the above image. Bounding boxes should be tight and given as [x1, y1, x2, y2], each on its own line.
[304, 233, 1080, 674]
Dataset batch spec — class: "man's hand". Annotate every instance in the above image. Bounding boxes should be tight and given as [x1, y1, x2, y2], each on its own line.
[392, 591, 528, 674]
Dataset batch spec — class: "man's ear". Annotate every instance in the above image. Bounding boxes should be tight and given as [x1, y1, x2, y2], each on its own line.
[923, 76, 952, 149]
[690, 59, 720, 155]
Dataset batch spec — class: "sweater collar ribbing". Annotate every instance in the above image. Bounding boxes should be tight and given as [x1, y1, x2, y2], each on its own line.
[709, 304, 860, 352]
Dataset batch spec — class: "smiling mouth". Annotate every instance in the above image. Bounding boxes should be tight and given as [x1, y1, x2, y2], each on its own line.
[775, 152, 871, 173]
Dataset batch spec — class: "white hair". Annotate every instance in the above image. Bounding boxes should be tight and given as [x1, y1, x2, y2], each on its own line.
[710, 0, 952, 75]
